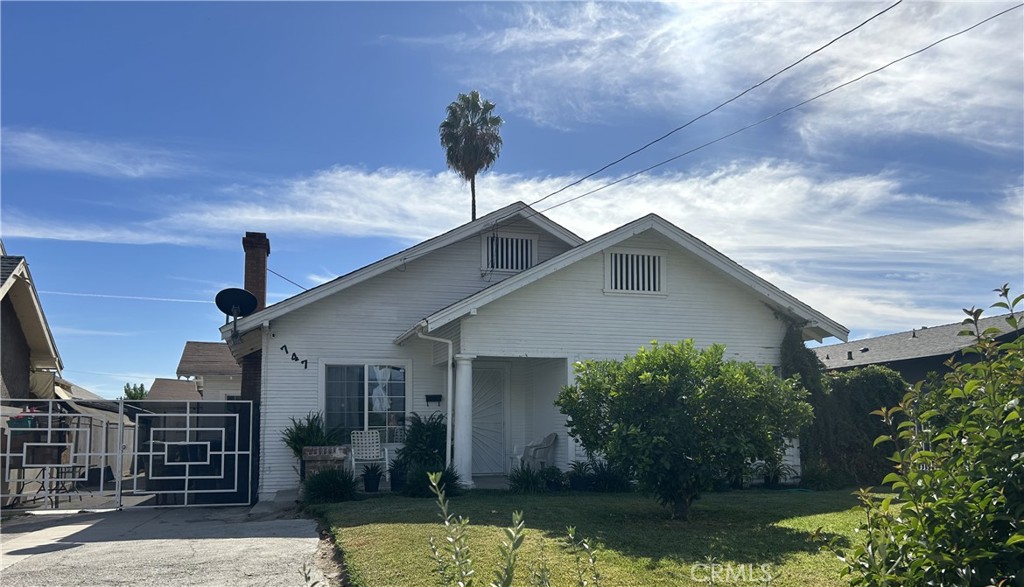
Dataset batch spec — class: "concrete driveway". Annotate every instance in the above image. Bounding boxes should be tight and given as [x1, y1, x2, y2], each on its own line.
[0, 504, 331, 586]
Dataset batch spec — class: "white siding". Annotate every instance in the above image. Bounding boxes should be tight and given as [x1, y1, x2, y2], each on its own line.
[258, 234, 573, 498]
[200, 375, 240, 401]
[461, 230, 787, 365]
[500, 357, 569, 472]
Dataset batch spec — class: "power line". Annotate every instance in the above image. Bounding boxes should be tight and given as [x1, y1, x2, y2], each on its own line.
[268, 268, 307, 290]
[525, 0, 906, 211]
[526, 2, 1023, 219]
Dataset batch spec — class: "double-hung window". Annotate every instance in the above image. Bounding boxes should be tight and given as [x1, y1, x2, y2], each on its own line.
[324, 363, 406, 444]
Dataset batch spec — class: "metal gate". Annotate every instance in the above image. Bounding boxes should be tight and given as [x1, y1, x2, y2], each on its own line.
[1, 398, 253, 510]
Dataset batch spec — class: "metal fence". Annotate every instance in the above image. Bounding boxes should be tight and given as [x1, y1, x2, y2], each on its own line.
[1, 398, 253, 510]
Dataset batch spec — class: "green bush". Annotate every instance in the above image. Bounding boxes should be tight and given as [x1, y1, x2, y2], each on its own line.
[282, 411, 339, 480]
[822, 287, 1024, 586]
[588, 459, 632, 493]
[557, 340, 811, 518]
[539, 466, 566, 491]
[567, 460, 593, 491]
[302, 467, 359, 504]
[508, 464, 545, 494]
[402, 462, 462, 498]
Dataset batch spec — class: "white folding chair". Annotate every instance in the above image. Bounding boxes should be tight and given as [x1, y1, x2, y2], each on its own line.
[350, 430, 390, 481]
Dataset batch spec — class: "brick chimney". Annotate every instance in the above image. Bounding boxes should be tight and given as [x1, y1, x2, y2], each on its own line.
[242, 232, 270, 311]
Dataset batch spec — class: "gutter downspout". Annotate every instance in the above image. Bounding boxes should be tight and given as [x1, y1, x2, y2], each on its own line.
[416, 327, 454, 469]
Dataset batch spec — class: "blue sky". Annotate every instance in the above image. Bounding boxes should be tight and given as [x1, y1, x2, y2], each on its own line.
[2, 1, 1021, 398]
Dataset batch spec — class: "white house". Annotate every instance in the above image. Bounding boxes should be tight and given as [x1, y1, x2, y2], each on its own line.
[221, 202, 848, 501]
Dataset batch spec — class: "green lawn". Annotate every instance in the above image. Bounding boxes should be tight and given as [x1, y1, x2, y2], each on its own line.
[311, 489, 862, 587]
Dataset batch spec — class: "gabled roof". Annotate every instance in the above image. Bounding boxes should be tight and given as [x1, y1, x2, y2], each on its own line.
[177, 341, 242, 377]
[1, 254, 62, 371]
[148, 378, 202, 401]
[813, 314, 1018, 370]
[222, 202, 584, 340]
[399, 214, 848, 343]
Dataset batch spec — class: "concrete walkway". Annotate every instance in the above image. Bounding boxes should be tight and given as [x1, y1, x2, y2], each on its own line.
[0, 501, 329, 586]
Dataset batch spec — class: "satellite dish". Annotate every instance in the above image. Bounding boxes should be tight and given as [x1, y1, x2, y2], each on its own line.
[216, 288, 258, 319]
[216, 288, 258, 343]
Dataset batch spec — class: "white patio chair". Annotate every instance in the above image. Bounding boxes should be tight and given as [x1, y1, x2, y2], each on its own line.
[519, 433, 558, 470]
[350, 430, 389, 481]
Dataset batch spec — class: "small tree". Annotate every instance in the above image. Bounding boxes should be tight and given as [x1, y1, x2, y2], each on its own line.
[557, 340, 812, 519]
[822, 285, 1024, 586]
[122, 383, 147, 400]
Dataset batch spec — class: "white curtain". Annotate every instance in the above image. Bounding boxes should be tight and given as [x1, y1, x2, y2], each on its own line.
[370, 366, 391, 412]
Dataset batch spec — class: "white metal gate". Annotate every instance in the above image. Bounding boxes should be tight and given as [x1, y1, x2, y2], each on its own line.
[1, 398, 253, 510]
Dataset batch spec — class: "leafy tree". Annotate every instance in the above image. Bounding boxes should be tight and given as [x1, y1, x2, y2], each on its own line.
[822, 286, 1024, 586]
[439, 90, 503, 221]
[122, 383, 147, 400]
[557, 340, 812, 519]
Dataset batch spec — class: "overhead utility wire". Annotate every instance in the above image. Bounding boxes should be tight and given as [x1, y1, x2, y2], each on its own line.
[524, 0, 905, 211]
[268, 268, 307, 290]
[523, 2, 1023, 220]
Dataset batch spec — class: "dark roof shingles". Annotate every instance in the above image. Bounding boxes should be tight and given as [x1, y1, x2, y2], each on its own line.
[176, 341, 241, 377]
[813, 314, 1017, 370]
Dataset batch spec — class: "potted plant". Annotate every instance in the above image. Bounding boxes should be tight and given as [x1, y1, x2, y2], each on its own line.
[389, 455, 408, 492]
[362, 463, 384, 493]
[281, 411, 338, 481]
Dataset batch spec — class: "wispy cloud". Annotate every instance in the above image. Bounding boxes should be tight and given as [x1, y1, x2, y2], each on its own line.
[424, 2, 1022, 149]
[2, 128, 195, 178]
[51, 327, 138, 337]
[40, 291, 211, 304]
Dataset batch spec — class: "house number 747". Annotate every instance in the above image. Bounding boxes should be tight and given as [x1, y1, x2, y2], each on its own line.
[279, 344, 308, 369]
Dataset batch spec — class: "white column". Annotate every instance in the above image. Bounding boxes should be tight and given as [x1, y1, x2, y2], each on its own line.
[453, 354, 476, 488]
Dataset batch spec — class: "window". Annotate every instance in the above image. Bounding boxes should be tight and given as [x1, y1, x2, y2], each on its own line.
[606, 250, 664, 293]
[483, 234, 537, 272]
[325, 364, 406, 444]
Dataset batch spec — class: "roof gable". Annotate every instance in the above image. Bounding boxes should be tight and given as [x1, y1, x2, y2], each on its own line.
[177, 341, 242, 377]
[1, 255, 62, 371]
[149, 378, 202, 401]
[224, 202, 583, 338]
[405, 214, 848, 343]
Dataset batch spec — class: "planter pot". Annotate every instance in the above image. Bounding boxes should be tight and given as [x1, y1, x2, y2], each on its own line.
[363, 475, 381, 493]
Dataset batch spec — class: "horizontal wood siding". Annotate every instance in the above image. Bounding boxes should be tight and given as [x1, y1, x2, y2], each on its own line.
[200, 374, 240, 401]
[461, 230, 787, 366]
[258, 233, 572, 497]
[526, 358, 569, 469]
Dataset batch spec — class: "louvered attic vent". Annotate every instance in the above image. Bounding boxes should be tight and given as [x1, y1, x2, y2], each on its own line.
[608, 251, 663, 293]
[484, 234, 536, 272]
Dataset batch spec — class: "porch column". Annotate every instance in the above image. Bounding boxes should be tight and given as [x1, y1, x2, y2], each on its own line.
[454, 354, 476, 488]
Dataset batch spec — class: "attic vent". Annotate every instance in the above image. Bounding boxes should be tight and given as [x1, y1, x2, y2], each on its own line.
[484, 234, 536, 272]
[607, 251, 663, 293]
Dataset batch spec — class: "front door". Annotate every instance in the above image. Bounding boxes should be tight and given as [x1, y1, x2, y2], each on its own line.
[472, 366, 506, 475]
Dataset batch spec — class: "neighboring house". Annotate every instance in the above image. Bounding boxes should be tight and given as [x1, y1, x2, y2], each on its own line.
[176, 341, 242, 401]
[813, 314, 1020, 383]
[220, 202, 848, 501]
[148, 378, 202, 401]
[1, 242, 62, 400]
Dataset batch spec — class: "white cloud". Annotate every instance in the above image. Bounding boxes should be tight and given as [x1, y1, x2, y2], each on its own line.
[9, 160, 1020, 338]
[431, 2, 1023, 149]
[2, 128, 194, 178]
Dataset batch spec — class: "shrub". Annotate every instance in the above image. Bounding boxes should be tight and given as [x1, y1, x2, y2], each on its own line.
[302, 467, 358, 504]
[821, 286, 1024, 586]
[539, 466, 566, 491]
[508, 464, 545, 494]
[558, 340, 812, 518]
[567, 460, 593, 491]
[588, 459, 632, 493]
[403, 462, 462, 498]
[282, 411, 339, 480]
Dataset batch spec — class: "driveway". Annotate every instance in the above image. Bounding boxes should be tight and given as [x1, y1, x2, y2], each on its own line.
[0, 504, 332, 586]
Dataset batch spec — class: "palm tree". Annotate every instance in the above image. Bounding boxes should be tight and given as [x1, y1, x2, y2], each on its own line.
[439, 91, 504, 221]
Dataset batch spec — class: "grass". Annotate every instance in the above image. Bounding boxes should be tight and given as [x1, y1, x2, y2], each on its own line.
[310, 488, 863, 587]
